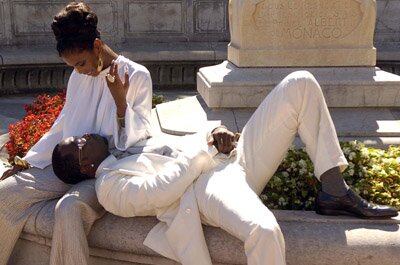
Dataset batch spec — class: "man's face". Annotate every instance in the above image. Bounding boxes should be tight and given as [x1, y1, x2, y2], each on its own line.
[59, 134, 109, 168]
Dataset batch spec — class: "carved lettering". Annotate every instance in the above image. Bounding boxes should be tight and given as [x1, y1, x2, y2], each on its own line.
[253, 0, 362, 40]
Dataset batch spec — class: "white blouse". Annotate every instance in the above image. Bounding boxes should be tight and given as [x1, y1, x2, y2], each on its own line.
[23, 55, 152, 169]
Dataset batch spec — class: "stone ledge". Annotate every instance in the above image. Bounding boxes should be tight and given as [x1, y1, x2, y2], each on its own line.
[1, 43, 398, 66]
[9, 204, 400, 265]
[197, 61, 400, 108]
[0, 43, 227, 66]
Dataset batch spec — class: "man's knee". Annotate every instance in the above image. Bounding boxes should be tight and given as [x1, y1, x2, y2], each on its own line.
[245, 212, 282, 239]
[260, 222, 283, 240]
[284, 71, 325, 105]
[245, 218, 284, 250]
[0, 176, 18, 193]
[55, 195, 83, 219]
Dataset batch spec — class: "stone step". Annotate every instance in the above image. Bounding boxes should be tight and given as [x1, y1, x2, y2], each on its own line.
[197, 61, 400, 108]
[156, 96, 400, 149]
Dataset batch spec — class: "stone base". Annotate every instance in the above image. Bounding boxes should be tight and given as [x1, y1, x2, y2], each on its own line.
[9, 210, 400, 265]
[228, 45, 377, 67]
[197, 61, 400, 108]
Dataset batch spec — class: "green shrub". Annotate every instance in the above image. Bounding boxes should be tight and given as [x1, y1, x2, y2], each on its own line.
[152, 94, 165, 108]
[261, 141, 400, 211]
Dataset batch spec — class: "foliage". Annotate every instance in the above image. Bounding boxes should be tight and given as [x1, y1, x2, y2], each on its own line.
[152, 94, 165, 108]
[261, 141, 400, 211]
[5, 91, 66, 163]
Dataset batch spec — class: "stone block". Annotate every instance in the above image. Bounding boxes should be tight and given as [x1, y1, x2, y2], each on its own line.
[126, 1, 185, 36]
[155, 96, 219, 135]
[1, 69, 16, 93]
[197, 61, 400, 108]
[10, 210, 400, 265]
[375, 0, 400, 46]
[194, 0, 228, 34]
[228, 0, 377, 67]
[171, 65, 183, 84]
[10, 2, 63, 37]
[0, 1, 4, 39]
[182, 65, 195, 84]
[7, 1, 118, 45]
[38, 69, 52, 88]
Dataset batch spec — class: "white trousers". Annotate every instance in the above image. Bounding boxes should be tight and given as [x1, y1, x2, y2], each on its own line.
[194, 71, 348, 265]
[0, 167, 104, 265]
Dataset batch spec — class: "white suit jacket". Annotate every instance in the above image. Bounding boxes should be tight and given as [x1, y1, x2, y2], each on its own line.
[95, 134, 220, 265]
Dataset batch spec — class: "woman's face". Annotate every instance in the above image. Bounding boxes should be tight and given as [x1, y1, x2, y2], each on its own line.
[61, 48, 99, 76]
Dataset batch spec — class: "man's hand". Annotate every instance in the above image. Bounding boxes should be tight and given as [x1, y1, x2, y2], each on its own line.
[1, 165, 25, 181]
[209, 126, 240, 154]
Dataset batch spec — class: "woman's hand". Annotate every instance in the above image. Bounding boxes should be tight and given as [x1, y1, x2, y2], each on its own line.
[1, 165, 25, 181]
[106, 61, 130, 117]
[209, 126, 240, 154]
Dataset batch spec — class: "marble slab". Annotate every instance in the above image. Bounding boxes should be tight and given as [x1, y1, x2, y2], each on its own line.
[197, 61, 400, 108]
[155, 96, 220, 135]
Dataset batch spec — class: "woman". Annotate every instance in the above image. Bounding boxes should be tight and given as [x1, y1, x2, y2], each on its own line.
[0, 2, 152, 265]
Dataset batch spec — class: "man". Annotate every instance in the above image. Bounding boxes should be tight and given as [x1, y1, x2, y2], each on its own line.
[53, 71, 398, 265]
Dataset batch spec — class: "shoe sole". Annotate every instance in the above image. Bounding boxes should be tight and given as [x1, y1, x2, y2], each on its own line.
[316, 208, 399, 219]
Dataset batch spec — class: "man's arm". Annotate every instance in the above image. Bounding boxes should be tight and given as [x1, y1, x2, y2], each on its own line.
[95, 151, 213, 217]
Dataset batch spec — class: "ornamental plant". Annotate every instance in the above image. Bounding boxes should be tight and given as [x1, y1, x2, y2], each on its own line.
[5, 90, 66, 163]
[261, 142, 400, 211]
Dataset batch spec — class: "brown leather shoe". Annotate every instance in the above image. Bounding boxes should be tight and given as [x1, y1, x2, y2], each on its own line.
[315, 189, 398, 219]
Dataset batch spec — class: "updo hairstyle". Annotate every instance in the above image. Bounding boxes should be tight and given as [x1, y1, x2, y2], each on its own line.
[51, 2, 101, 55]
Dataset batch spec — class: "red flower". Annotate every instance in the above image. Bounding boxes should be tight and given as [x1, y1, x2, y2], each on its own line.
[5, 90, 66, 163]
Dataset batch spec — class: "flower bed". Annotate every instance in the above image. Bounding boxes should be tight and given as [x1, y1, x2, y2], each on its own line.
[262, 142, 400, 211]
[5, 93, 400, 211]
[5, 91, 66, 163]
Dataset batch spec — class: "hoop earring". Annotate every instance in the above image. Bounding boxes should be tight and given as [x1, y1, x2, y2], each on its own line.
[97, 56, 103, 72]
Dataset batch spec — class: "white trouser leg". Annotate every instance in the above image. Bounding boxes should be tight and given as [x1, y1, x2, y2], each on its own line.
[195, 164, 286, 265]
[50, 179, 105, 265]
[0, 167, 68, 265]
[237, 71, 348, 195]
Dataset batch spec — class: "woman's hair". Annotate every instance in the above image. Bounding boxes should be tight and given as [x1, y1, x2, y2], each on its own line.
[52, 144, 90, 184]
[51, 2, 101, 55]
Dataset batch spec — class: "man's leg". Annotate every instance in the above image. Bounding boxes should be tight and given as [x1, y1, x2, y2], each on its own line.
[236, 70, 347, 195]
[195, 164, 286, 265]
[236, 70, 398, 218]
[50, 179, 105, 265]
[0, 167, 68, 264]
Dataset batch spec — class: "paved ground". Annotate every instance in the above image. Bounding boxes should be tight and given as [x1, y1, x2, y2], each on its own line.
[1, 89, 400, 169]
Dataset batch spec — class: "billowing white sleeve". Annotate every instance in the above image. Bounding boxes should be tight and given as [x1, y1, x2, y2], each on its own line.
[95, 151, 213, 217]
[113, 70, 152, 150]
[22, 82, 75, 169]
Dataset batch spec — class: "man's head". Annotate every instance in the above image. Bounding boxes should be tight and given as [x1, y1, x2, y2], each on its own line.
[52, 134, 109, 184]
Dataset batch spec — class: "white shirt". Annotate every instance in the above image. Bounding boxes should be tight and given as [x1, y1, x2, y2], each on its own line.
[23, 55, 152, 169]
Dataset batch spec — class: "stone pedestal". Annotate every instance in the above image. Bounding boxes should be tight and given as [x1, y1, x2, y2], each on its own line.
[197, 61, 400, 108]
[198, 0, 400, 109]
[228, 0, 377, 67]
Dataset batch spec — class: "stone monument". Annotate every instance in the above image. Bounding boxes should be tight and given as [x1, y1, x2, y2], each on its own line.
[229, 0, 376, 67]
[198, 0, 400, 108]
